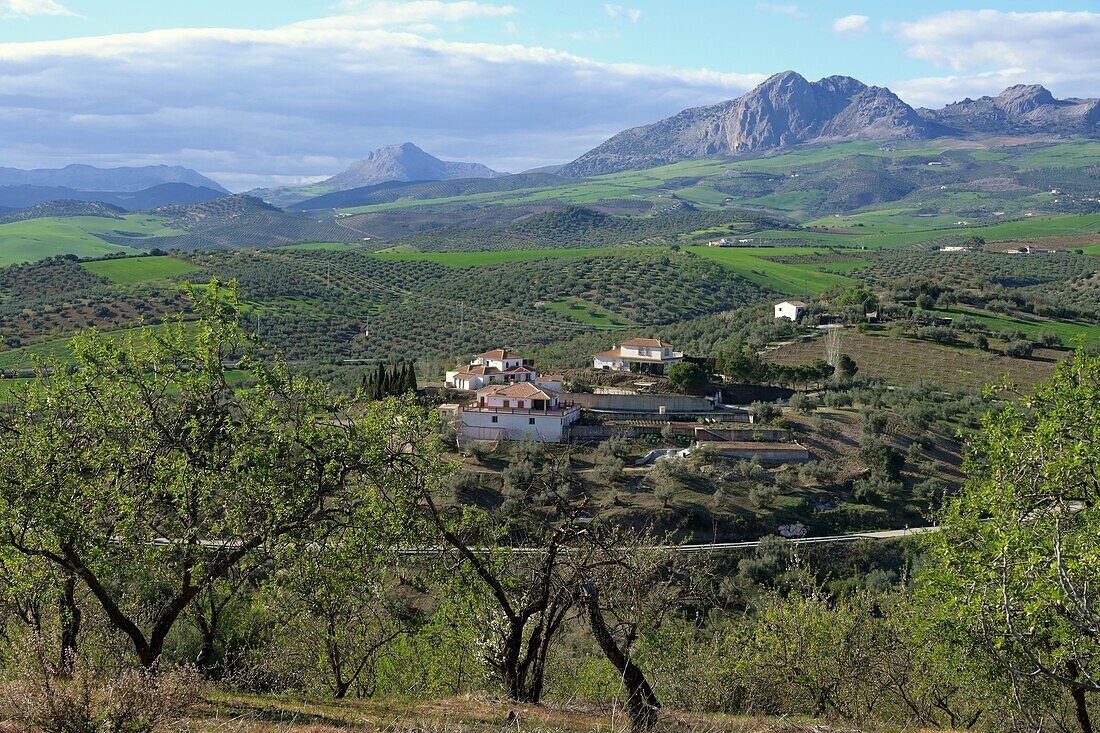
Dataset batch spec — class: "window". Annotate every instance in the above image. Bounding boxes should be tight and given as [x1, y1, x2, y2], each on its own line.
[491, 416, 498, 423]
[528, 418, 535, 425]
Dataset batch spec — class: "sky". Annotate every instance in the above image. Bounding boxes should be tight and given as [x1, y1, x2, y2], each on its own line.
[0, 0, 1098, 190]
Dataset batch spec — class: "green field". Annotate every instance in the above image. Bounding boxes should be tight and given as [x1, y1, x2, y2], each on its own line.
[368, 247, 630, 267]
[686, 246, 859, 294]
[82, 255, 202, 284]
[0, 214, 183, 266]
[541, 297, 632, 327]
[277, 241, 365, 251]
[934, 306, 1100, 345]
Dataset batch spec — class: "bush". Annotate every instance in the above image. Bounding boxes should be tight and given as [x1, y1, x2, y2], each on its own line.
[859, 437, 904, 480]
[1004, 340, 1033, 359]
[852, 474, 904, 502]
[750, 401, 781, 424]
[667, 362, 710, 394]
[0, 641, 202, 733]
[788, 392, 817, 414]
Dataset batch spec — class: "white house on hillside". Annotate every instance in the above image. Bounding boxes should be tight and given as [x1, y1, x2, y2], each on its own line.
[593, 338, 683, 374]
[774, 301, 808, 320]
[446, 348, 562, 391]
[458, 382, 580, 442]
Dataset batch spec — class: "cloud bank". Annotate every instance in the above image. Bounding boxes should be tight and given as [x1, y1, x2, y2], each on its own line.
[0, 2, 760, 188]
[892, 10, 1100, 106]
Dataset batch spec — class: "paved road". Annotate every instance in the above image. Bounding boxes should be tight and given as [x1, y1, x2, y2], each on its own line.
[146, 525, 937, 554]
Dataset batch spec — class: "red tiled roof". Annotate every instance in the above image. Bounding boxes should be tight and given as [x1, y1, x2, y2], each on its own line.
[620, 338, 674, 349]
[477, 347, 521, 360]
[476, 382, 558, 400]
[455, 365, 501, 376]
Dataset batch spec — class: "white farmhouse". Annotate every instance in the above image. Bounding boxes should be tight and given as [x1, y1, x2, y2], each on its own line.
[446, 348, 562, 391]
[593, 338, 683, 374]
[458, 382, 580, 442]
[774, 300, 808, 320]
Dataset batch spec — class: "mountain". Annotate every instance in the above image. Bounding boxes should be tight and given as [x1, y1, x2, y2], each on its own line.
[919, 84, 1100, 134]
[321, 143, 504, 190]
[289, 172, 565, 211]
[560, 71, 939, 177]
[0, 164, 228, 193]
[0, 182, 226, 211]
[560, 71, 1100, 177]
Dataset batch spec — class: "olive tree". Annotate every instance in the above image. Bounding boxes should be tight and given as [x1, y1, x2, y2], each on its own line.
[921, 350, 1100, 733]
[0, 282, 440, 668]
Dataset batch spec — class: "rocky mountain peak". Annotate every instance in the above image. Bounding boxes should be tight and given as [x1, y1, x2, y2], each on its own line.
[994, 84, 1058, 116]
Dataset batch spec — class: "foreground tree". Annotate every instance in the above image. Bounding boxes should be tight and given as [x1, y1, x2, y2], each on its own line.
[921, 350, 1100, 733]
[416, 456, 583, 703]
[575, 529, 688, 732]
[0, 281, 440, 668]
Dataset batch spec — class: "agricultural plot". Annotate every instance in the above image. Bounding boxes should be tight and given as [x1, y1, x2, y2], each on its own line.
[82, 255, 202, 284]
[368, 247, 630, 267]
[762, 330, 1066, 393]
[0, 214, 184, 266]
[541, 297, 632, 327]
[931, 306, 1100, 345]
[686, 246, 857, 295]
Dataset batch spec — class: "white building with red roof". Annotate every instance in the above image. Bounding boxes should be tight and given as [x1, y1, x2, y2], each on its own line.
[592, 338, 683, 374]
[459, 382, 580, 442]
[446, 347, 561, 392]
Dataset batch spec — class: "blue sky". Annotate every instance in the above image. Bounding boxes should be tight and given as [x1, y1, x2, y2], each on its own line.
[1, 1, 1098, 188]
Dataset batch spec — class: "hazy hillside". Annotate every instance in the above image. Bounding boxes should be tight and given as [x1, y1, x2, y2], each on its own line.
[0, 182, 226, 211]
[321, 142, 504, 190]
[0, 163, 228, 193]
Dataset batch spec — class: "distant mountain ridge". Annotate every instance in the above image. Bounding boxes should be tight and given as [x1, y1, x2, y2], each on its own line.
[321, 143, 504, 190]
[0, 164, 228, 193]
[0, 182, 226, 211]
[920, 84, 1100, 134]
[560, 71, 1099, 177]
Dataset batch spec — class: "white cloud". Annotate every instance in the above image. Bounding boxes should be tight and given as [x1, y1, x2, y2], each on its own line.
[317, 0, 517, 29]
[757, 4, 805, 19]
[0, 9, 762, 189]
[0, 0, 76, 17]
[604, 4, 642, 23]
[832, 15, 868, 34]
[892, 10, 1100, 105]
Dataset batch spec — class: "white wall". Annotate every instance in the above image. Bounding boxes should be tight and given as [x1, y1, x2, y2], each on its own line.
[461, 410, 571, 442]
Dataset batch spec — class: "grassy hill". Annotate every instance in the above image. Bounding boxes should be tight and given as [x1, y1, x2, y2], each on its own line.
[0, 214, 183, 266]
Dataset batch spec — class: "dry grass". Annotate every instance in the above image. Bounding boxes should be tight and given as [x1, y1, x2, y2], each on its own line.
[166, 693, 870, 733]
[762, 331, 1065, 393]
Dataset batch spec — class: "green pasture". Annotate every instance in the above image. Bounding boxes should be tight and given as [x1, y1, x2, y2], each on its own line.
[0, 214, 184, 266]
[935, 306, 1100, 345]
[82, 255, 202, 284]
[685, 246, 857, 295]
[541, 297, 632, 327]
[277, 241, 365, 251]
[367, 247, 630, 267]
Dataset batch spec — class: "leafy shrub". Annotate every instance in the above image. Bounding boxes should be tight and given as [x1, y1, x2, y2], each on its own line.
[0, 641, 201, 733]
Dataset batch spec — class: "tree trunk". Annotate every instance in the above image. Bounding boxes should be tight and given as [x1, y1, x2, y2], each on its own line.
[58, 573, 81, 675]
[1068, 662, 1093, 733]
[581, 584, 660, 733]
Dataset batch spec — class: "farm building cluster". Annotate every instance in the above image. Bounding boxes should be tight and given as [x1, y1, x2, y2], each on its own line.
[439, 340, 810, 464]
